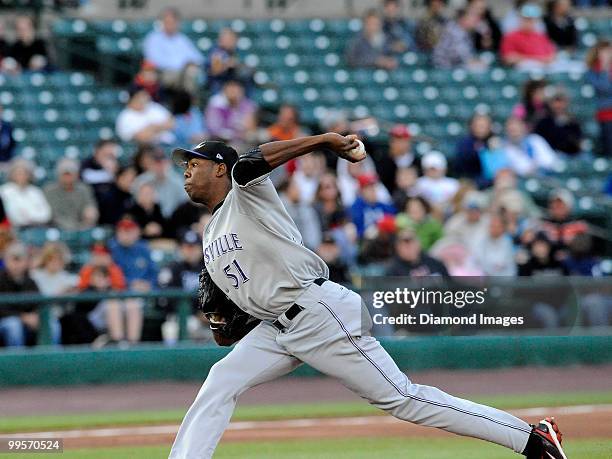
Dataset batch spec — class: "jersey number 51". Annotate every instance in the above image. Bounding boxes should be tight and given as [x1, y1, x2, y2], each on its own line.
[224, 260, 250, 289]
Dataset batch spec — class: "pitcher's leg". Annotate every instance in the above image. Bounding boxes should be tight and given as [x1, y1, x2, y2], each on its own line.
[169, 323, 300, 459]
[280, 302, 531, 454]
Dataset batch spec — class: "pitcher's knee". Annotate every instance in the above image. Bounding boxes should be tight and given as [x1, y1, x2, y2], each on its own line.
[201, 359, 249, 400]
[366, 381, 423, 420]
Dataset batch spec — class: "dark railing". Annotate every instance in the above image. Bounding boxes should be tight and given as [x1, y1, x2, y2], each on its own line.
[0, 276, 610, 347]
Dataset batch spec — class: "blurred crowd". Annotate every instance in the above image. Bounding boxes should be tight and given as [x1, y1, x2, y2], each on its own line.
[0, 1, 611, 348]
[346, 0, 610, 154]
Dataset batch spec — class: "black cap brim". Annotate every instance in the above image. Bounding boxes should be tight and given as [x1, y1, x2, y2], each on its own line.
[171, 147, 211, 168]
[172, 141, 238, 171]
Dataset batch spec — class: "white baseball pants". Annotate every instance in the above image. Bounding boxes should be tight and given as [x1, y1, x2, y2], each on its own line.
[169, 281, 531, 458]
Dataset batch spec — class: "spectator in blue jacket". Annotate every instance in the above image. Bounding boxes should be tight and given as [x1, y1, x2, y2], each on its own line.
[0, 104, 16, 165]
[108, 218, 157, 345]
[109, 218, 158, 291]
[350, 173, 396, 238]
[454, 113, 494, 186]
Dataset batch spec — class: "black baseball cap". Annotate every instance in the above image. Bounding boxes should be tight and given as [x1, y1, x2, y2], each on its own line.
[171, 140, 239, 171]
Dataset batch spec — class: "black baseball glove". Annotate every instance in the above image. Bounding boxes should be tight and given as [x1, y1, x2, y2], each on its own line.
[198, 268, 260, 346]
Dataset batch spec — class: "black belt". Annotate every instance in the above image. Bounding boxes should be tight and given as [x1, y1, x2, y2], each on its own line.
[271, 278, 327, 331]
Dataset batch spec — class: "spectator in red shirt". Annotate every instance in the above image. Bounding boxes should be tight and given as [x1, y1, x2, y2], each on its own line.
[267, 105, 308, 176]
[501, 4, 556, 70]
[267, 105, 306, 142]
[78, 244, 126, 291]
[133, 60, 162, 102]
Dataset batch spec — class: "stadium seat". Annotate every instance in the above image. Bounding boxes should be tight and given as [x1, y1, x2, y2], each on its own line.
[52, 18, 95, 38]
[93, 20, 131, 36]
[96, 36, 141, 56]
[128, 20, 154, 37]
[326, 19, 355, 36]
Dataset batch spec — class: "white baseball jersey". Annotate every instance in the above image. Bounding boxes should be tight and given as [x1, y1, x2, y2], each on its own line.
[202, 170, 329, 321]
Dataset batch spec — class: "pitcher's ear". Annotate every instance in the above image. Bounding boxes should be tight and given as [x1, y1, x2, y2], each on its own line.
[215, 163, 227, 178]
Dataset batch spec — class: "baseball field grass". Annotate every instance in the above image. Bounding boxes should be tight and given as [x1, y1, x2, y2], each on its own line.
[1, 390, 611, 433]
[1, 391, 610, 458]
[2, 438, 611, 459]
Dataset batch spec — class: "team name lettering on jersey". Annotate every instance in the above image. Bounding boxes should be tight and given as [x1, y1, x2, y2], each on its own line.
[203, 233, 243, 265]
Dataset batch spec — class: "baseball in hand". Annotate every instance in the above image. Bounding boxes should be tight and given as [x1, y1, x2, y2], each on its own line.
[346, 139, 367, 162]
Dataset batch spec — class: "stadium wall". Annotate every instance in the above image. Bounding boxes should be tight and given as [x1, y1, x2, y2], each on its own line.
[1, 335, 610, 387]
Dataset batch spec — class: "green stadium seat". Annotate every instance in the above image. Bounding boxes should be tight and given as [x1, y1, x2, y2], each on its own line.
[96, 36, 141, 56]
[55, 91, 84, 107]
[371, 104, 393, 120]
[52, 18, 95, 38]
[296, 55, 326, 67]
[398, 51, 427, 68]
[351, 104, 370, 119]
[248, 19, 277, 35]
[288, 36, 312, 53]
[265, 69, 291, 87]
[588, 18, 612, 35]
[279, 87, 303, 105]
[255, 54, 286, 69]
[438, 139, 457, 156]
[388, 71, 412, 86]
[440, 86, 462, 101]
[206, 19, 233, 34]
[400, 87, 427, 103]
[429, 69, 454, 85]
[281, 20, 309, 36]
[360, 87, 385, 104]
[454, 103, 482, 120]
[327, 19, 359, 36]
[129, 20, 154, 37]
[491, 103, 513, 119]
[17, 227, 112, 252]
[599, 259, 612, 276]
[254, 36, 277, 52]
[308, 68, 334, 86]
[349, 69, 375, 86]
[411, 104, 437, 121]
[409, 68, 430, 84]
[46, 72, 92, 89]
[96, 89, 125, 106]
[18, 228, 52, 247]
[308, 19, 326, 34]
[93, 20, 131, 36]
[319, 88, 342, 104]
[0, 74, 21, 91]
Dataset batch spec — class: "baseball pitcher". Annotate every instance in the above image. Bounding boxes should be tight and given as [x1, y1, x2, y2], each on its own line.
[168, 134, 567, 459]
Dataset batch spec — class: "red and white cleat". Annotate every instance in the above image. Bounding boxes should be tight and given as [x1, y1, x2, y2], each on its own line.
[531, 417, 568, 459]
